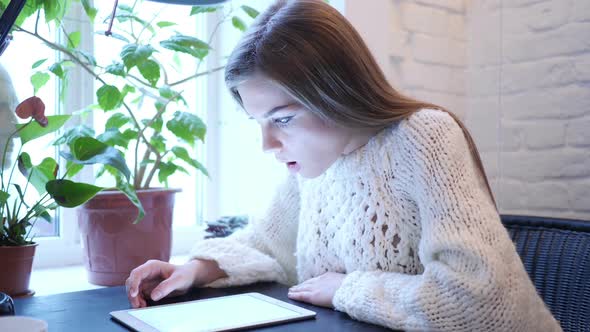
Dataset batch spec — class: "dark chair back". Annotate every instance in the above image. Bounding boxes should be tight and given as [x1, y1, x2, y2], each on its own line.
[501, 214, 590, 332]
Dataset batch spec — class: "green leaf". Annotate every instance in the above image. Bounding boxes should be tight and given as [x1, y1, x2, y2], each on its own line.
[65, 161, 84, 178]
[18, 153, 58, 195]
[49, 63, 65, 79]
[17, 151, 32, 170]
[190, 6, 218, 15]
[97, 128, 131, 149]
[120, 44, 155, 70]
[176, 164, 189, 175]
[121, 84, 136, 99]
[53, 125, 94, 146]
[0, 190, 9, 205]
[166, 111, 206, 147]
[138, 59, 160, 86]
[160, 35, 211, 59]
[12, 184, 28, 209]
[150, 134, 166, 153]
[241, 5, 259, 19]
[46, 180, 103, 208]
[115, 176, 144, 223]
[159, 85, 181, 102]
[12, 1, 43, 27]
[95, 30, 130, 43]
[32, 59, 48, 69]
[158, 161, 177, 184]
[17, 115, 71, 145]
[33, 205, 52, 223]
[158, 85, 174, 99]
[105, 113, 130, 129]
[115, 14, 155, 34]
[32, 158, 59, 195]
[62, 137, 131, 181]
[105, 63, 126, 77]
[43, 0, 69, 23]
[156, 21, 177, 28]
[80, 0, 97, 22]
[151, 117, 163, 132]
[67, 31, 81, 49]
[31, 72, 50, 94]
[117, 4, 133, 13]
[73, 49, 96, 66]
[97, 85, 122, 111]
[122, 129, 138, 140]
[232, 16, 246, 32]
[61, 60, 75, 68]
[172, 146, 209, 177]
[96, 164, 124, 180]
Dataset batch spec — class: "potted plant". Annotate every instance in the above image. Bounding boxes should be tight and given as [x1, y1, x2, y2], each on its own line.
[6, 0, 259, 286]
[0, 90, 136, 296]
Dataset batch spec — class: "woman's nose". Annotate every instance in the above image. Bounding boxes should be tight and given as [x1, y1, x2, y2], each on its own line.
[261, 129, 282, 153]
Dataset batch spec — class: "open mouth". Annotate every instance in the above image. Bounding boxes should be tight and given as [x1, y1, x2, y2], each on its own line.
[286, 161, 301, 173]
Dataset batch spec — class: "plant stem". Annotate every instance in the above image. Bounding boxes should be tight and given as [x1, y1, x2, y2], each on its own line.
[134, 90, 179, 188]
[14, 169, 34, 223]
[1, 121, 30, 191]
[135, 148, 151, 188]
[169, 65, 225, 87]
[168, 8, 231, 87]
[144, 150, 169, 188]
[136, 5, 165, 42]
[34, 8, 40, 35]
[23, 194, 52, 242]
[105, 0, 119, 36]
[6, 136, 25, 194]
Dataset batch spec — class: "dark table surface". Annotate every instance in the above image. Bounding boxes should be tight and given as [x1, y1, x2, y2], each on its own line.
[14, 282, 393, 331]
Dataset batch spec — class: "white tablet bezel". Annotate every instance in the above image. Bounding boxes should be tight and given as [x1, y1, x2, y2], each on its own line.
[110, 292, 316, 332]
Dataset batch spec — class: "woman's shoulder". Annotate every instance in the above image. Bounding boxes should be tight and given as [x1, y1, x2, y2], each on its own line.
[405, 108, 457, 129]
[394, 108, 463, 142]
[369, 108, 457, 149]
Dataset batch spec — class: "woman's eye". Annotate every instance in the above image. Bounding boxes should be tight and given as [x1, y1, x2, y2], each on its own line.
[273, 116, 294, 126]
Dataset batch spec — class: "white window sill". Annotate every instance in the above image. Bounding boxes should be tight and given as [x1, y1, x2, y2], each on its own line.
[30, 255, 190, 297]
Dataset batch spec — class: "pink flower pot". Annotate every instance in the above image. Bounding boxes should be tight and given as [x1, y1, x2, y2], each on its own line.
[0, 243, 37, 296]
[77, 188, 180, 286]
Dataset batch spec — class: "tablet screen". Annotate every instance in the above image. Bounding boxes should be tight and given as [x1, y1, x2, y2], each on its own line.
[116, 293, 315, 332]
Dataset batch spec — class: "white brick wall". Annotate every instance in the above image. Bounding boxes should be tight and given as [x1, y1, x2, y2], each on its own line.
[465, 0, 590, 220]
[381, 0, 589, 220]
[388, 0, 468, 118]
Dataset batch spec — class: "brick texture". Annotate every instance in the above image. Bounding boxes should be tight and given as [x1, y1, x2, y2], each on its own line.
[386, 0, 589, 220]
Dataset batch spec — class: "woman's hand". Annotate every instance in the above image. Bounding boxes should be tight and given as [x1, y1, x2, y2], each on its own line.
[287, 272, 346, 308]
[125, 259, 226, 308]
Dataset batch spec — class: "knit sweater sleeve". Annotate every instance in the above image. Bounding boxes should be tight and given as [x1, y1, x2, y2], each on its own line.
[189, 174, 300, 288]
[332, 110, 561, 331]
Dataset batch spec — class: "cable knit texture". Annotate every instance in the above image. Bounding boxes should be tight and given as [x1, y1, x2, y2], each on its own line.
[190, 109, 562, 331]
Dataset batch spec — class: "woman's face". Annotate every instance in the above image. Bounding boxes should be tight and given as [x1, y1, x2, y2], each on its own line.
[237, 74, 358, 178]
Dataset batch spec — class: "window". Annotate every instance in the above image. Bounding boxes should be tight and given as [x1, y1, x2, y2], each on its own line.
[91, 1, 207, 238]
[5, 1, 209, 268]
[0, 10, 75, 268]
[10, 0, 290, 269]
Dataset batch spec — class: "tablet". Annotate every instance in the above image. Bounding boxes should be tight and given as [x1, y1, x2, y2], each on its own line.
[110, 292, 316, 332]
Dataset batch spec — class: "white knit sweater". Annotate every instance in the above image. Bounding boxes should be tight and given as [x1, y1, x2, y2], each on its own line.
[190, 109, 561, 331]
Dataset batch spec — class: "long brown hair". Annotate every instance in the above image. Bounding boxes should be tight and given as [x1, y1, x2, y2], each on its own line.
[224, 0, 496, 207]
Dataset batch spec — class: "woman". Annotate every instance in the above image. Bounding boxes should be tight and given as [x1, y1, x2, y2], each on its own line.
[126, 1, 561, 331]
